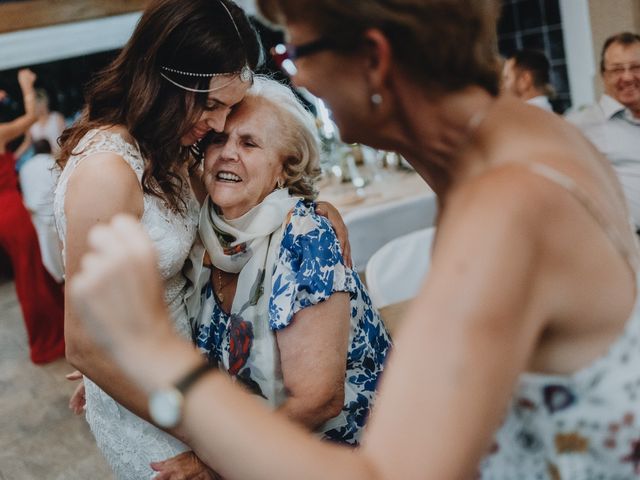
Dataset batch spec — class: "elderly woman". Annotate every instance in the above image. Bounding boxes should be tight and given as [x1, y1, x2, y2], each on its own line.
[70, 0, 640, 478]
[187, 77, 389, 445]
[143, 77, 383, 477]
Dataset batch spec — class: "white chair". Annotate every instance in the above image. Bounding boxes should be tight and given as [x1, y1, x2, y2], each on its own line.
[344, 193, 437, 272]
[365, 227, 436, 310]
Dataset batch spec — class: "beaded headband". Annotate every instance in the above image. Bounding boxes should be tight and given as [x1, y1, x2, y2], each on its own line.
[160, 65, 253, 93]
[159, 0, 253, 93]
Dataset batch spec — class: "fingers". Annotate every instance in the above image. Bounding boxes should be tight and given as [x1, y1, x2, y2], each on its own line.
[151, 465, 182, 480]
[65, 370, 83, 381]
[71, 214, 155, 300]
[150, 450, 189, 471]
[150, 460, 165, 472]
[314, 201, 353, 268]
[151, 452, 209, 480]
[150, 459, 179, 480]
[84, 215, 159, 277]
[18, 68, 36, 85]
[68, 381, 86, 415]
[69, 400, 85, 415]
[342, 241, 353, 269]
[315, 204, 328, 217]
[151, 471, 171, 480]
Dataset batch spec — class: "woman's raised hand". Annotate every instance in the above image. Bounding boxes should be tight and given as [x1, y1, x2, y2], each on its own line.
[17, 69, 36, 94]
[66, 370, 86, 415]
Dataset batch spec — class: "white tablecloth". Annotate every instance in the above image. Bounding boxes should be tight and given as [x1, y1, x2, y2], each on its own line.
[318, 171, 437, 271]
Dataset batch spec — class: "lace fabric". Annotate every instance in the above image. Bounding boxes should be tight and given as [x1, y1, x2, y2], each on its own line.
[53, 129, 199, 478]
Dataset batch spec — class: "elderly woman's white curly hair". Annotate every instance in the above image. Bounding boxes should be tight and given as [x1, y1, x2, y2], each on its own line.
[245, 75, 321, 200]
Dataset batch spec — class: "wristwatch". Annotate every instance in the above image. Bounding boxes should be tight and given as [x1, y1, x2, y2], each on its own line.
[149, 361, 215, 428]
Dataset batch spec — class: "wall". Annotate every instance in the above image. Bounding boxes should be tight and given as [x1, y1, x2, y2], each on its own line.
[559, 0, 596, 109]
[0, 13, 140, 70]
[0, 0, 146, 34]
[499, 0, 572, 112]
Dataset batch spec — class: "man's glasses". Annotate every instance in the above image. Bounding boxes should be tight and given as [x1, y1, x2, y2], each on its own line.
[603, 63, 640, 77]
[271, 38, 340, 76]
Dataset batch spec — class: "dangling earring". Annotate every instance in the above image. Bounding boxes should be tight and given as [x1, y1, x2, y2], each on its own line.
[371, 93, 383, 106]
[276, 178, 284, 189]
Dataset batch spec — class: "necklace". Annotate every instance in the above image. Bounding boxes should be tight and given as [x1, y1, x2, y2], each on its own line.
[215, 268, 234, 304]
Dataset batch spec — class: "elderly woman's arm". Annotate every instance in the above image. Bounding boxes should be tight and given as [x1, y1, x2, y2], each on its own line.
[275, 292, 350, 429]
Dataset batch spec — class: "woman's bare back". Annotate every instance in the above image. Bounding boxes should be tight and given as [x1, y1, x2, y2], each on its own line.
[442, 98, 639, 375]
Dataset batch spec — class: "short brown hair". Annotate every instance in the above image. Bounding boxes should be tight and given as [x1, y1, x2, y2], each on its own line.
[600, 32, 640, 74]
[257, 0, 501, 96]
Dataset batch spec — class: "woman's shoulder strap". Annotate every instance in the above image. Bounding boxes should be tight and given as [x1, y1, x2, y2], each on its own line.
[520, 161, 640, 274]
[70, 128, 144, 180]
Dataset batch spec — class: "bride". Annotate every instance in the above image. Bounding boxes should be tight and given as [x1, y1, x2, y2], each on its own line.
[55, 0, 261, 477]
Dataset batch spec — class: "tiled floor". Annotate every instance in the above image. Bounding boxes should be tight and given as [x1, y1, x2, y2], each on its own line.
[0, 280, 113, 480]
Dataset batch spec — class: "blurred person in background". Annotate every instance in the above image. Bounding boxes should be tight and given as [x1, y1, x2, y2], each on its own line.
[29, 88, 66, 153]
[502, 49, 554, 112]
[19, 138, 64, 282]
[0, 69, 65, 364]
[567, 32, 640, 229]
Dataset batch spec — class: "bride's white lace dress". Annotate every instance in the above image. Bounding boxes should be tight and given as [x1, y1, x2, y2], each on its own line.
[54, 129, 199, 479]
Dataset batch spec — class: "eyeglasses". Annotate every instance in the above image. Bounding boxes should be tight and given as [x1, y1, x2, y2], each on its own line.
[603, 63, 640, 77]
[271, 38, 340, 76]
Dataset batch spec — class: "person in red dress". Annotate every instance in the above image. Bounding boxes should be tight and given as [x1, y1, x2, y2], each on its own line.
[0, 69, 64, 364]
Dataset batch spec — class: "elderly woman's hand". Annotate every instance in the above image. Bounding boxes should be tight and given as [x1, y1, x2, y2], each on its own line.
[150, 451, 220, 480]
[315, 201, 352, 268]
[66, 371, 86, 415]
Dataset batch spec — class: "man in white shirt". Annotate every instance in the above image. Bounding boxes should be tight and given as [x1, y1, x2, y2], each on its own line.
[566, 32, 640, 227]
[502, 49, 554, 112]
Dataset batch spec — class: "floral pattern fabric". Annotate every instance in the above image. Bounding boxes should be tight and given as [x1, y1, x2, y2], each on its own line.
[194, 201, 391, 445]
[480, 276, 640, 479]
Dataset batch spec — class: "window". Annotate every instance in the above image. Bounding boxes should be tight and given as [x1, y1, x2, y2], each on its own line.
[499, 0, 571, 113]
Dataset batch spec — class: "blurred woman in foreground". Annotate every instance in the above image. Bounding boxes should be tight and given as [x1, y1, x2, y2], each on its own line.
[70, 0, 640, 478]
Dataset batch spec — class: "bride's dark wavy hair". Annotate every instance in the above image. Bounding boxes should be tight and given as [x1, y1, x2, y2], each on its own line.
[57, 0, 263, 213]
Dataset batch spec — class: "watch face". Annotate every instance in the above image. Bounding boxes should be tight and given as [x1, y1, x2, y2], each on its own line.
[149, 388, 183, 428]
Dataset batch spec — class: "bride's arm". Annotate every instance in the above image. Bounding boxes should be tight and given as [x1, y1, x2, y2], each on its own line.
[62, 154, 167, 425]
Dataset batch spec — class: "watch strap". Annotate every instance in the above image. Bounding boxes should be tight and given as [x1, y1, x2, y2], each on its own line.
[175, 361, 215, 396]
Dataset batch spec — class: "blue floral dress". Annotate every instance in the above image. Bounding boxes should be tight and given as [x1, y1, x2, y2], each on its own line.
[193, 201, 391, 445]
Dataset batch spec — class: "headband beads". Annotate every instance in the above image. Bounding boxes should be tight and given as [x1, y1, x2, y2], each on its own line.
[159, 0, 252, 93]
[160, 66, 236, 77]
